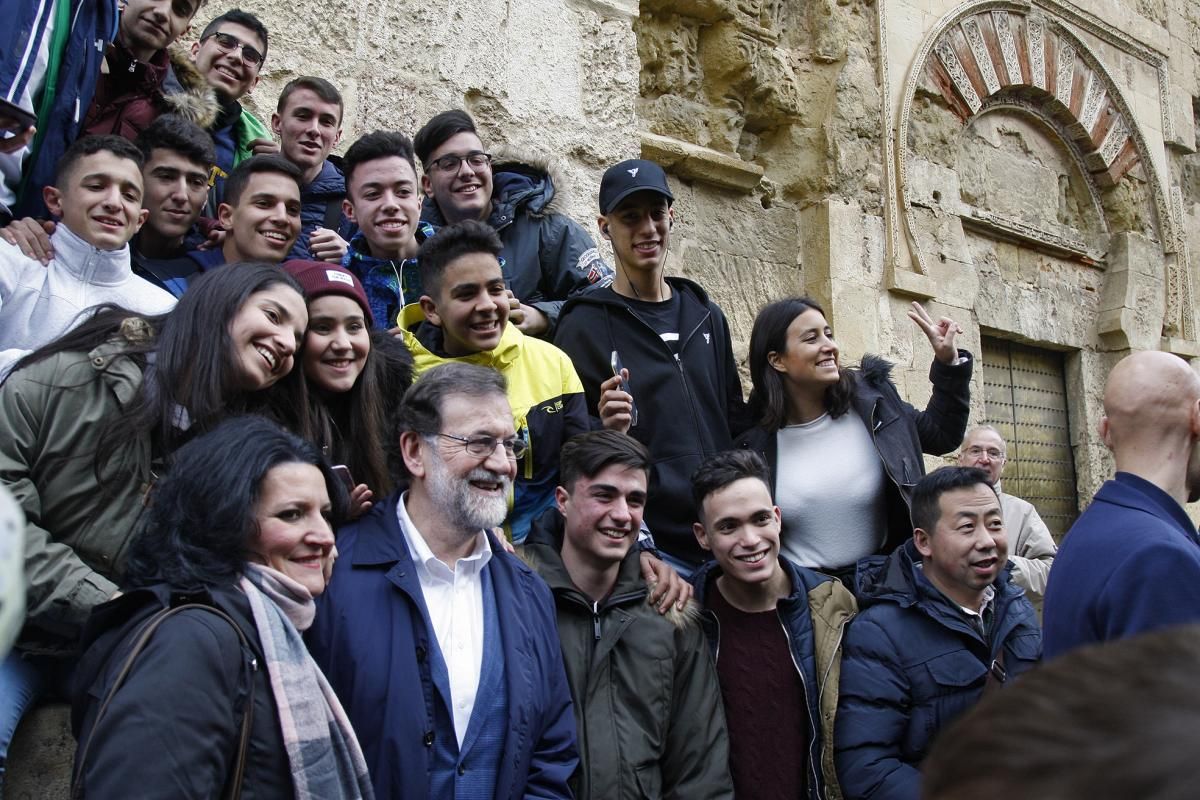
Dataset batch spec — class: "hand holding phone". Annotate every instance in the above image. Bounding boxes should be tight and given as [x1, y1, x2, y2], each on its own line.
[600, 350, 638, 431]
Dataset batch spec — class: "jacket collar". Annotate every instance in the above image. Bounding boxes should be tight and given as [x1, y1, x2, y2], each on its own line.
[1106, 472, 1199, 544]
[345, 221, 432, 270]
[105, 38, 169, 85]
[52, 224, 133, 286]
[398, 302, 522, 372]
[521, 508, 646, 603]
[302, 158, 346, 197]
[859, 540, 1027, 642]
[691, 555, 831, 611]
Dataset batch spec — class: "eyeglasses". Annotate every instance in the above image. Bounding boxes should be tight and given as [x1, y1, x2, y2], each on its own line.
[963, 446, 1006, 460]
[425, 151, 492, 173]
[432, 432, 527, 460]
[203, 31, 265, 68]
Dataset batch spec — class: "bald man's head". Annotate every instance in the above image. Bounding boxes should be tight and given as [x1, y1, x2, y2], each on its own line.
[1101, 352, 1200, 498]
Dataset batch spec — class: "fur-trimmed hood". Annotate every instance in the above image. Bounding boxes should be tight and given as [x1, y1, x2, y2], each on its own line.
[490, 144, 570, 217]
[854, 352, 896, 389]
[163, 44, 220, 129]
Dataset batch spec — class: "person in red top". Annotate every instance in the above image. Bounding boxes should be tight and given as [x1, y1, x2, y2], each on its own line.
[688, 450, 858, 800]
[82, 0, 218, 142]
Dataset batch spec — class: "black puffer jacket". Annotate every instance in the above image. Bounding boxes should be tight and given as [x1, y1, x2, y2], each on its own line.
[71, 583, 293, 799]
[737, 353, 972, 556]
[522, 510, 733, 800]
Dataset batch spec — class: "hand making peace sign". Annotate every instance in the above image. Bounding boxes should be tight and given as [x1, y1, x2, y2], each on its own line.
[907, 301, 963, 365]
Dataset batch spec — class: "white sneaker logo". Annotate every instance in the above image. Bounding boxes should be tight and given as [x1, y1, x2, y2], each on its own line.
[627, 167, 639, 177]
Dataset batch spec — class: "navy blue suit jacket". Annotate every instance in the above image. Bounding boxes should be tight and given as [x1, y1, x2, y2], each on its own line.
[1043, 472, 1200, 660]
[306, 493, 578, 799]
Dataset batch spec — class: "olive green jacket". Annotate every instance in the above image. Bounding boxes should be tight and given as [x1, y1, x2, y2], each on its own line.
[0, 321, 152, 657]
[521, 510, 734, 800]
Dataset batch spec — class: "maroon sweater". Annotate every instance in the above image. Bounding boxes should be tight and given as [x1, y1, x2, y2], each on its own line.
[708, 583, 808, 800]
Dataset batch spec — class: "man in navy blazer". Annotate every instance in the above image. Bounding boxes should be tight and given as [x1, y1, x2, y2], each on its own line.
[307, 362, 577, 799]
[1043, 350, 1200, 660]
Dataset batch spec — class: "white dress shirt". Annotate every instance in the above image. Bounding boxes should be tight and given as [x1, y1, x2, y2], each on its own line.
[397, 493, 493, 747]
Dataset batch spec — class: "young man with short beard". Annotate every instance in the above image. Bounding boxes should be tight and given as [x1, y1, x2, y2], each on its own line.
[308, 363, 578, 800]
[130, 114, 215, 294]
[522, 430, 733, 800]
[689, 449, 856, 800]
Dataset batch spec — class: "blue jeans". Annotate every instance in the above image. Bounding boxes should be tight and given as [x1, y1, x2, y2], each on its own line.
[0, 652, 45, 795]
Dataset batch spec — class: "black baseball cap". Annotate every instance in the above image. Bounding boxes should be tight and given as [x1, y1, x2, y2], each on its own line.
[598, 159, 674, 215]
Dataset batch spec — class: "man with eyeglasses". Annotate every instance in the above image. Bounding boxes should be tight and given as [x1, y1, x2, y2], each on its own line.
[395, 217, 589, 543]
[308, 362, 579, 800]
[413, 109, 610, 338]
[957, 425, 1057, 600]
[188, 8, 277, 209]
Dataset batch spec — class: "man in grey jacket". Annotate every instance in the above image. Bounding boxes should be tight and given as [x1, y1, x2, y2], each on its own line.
[957, 426, 1057, 599]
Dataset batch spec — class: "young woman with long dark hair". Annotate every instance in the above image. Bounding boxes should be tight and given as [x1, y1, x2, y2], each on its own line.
[738, 297, 972, 581]
[278, 261, 415, 517]
[0, 263, 307, 785]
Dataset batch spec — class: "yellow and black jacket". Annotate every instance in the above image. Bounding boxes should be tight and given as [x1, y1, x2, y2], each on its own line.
[399, 304, 589, 542]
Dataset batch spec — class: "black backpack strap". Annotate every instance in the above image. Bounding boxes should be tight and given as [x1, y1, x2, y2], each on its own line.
[72, 603, 257, 800]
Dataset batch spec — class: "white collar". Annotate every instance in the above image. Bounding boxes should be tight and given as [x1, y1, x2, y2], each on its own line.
[396, 491, 492, 578]
[52, 224, 133, 287]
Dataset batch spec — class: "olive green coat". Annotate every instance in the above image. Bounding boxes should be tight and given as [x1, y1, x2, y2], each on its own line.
[0, 321, 152, 657]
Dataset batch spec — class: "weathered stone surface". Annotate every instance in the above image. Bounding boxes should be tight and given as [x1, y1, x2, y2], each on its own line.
[7, 704, 73, 800]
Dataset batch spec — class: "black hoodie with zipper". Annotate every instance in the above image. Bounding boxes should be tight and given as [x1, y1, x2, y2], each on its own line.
[554, 278, 751, 567]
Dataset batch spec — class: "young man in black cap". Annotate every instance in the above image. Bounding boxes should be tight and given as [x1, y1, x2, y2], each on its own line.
[554, 159, 750, 576]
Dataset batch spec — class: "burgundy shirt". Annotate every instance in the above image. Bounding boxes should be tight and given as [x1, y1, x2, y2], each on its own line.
[708, 582, 808, 800]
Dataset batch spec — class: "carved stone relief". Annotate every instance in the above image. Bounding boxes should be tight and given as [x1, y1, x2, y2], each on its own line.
[892, 0, 1196, 351]
[635, 0, 807, 192]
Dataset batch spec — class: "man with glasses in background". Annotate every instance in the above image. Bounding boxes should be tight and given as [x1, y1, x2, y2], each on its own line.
[413, 109, 610, 338]
[957, 425, 1057, 601]
[188, 8, 277, 209]
[308, 362, 578, 800]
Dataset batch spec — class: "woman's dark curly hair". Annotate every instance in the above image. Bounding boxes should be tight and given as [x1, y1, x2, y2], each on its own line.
[124, 415, 348, 589]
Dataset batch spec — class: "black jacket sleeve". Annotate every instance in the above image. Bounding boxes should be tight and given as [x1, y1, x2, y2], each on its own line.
[530, 215, 609, 336]
[73, 610, 250, 799]
[914, 350, 972, 456]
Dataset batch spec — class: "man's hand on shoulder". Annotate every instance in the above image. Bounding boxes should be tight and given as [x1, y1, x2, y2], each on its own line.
[0, 218, 56, 264]
[641, 551, 692, 614]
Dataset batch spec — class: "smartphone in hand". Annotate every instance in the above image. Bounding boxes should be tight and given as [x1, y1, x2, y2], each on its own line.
[610, 350, 638, 427]
[331, 465, 355, 492]
[0, 98, 36, 133]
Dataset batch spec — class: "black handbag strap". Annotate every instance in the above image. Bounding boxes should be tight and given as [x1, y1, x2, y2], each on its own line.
[72, 603, 257, 800]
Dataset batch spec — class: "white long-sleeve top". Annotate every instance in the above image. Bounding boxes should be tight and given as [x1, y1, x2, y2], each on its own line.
[0, 224, 176, 376]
